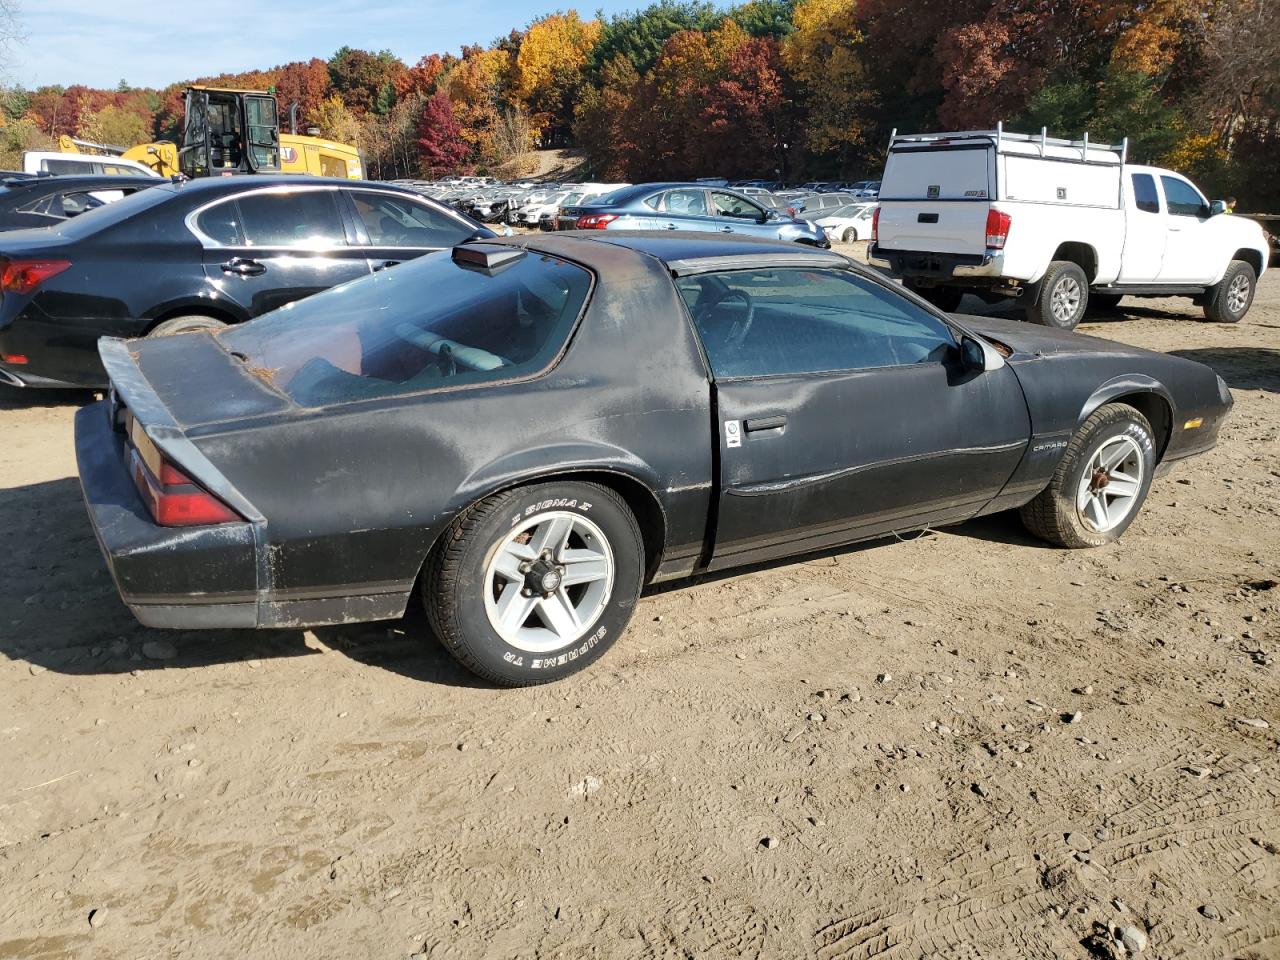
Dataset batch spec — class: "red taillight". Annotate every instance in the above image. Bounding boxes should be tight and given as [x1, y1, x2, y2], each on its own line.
[131, 449, 241, 527]
[786, 206, 797, 217]
[575, 213, 619, 230]
[2, 353, 28, 364]
[985, 209, 1011, 249]
[1, 258, 71, 295]
[871, 207, 880, 242]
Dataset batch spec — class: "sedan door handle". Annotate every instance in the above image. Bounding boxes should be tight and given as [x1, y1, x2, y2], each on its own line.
[745, 415, 787, 433]
[720, 226, 733, 233]
[221, 257, 266, 277]
[665, 222, 679, 230]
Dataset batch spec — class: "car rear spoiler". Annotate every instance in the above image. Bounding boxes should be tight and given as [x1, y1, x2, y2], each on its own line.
[98, 337, 264, 523]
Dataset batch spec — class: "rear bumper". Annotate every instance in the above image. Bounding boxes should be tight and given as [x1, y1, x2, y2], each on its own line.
[76, 400, 410, 631]
[870, 244, 1006, 280]
[75, 401, 260, 627]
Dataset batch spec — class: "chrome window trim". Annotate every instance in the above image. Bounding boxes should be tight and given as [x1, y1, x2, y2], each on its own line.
[184, 184, 477, 250]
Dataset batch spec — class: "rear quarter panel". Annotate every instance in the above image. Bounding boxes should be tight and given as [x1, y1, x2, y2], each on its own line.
[186, 249, 715, 602]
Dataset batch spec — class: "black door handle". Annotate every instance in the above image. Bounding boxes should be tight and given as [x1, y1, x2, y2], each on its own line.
[745, 415, 787, 432]
[372, 259, 402, 272]
[221, 257, 266, 277]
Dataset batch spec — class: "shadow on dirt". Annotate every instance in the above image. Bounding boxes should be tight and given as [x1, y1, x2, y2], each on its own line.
[0, 476, 484, 688]
[2, 472, 1050, 685]
[0, 383, 96, 410]
[1167, 346, 1280, 393]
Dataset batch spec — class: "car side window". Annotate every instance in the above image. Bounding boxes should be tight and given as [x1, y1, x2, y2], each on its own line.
[348, 190, 472, 248]
[664, 189, 708, 217]
[676, 267, 956, 379]
[236, 190, 346, 247]
[711, 192, 760, 219]
[1160, 176, 1207, 218]
[195, 199, 246, 246]
[60, 190, 104, 217]
[1132, 173, 1160, 214]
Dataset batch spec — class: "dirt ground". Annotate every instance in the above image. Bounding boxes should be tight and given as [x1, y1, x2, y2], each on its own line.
[1, 249, 1277, 960]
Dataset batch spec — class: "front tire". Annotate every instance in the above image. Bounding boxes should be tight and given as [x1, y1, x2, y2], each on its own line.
[423, 481, 644, 686]
[1027, 261, 1088, 330]
[1203, 260, 1256, 323]
[1019, 403, 1156, 548]
[842, 226, 859, 243]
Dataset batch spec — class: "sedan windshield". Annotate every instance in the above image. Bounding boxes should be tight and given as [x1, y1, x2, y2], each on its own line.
[219, 249, 592, 406]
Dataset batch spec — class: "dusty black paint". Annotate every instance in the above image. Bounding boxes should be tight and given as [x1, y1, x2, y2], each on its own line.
[76, 232, 1232, 631]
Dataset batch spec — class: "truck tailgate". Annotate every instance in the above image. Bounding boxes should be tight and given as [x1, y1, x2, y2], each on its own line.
[877, 201, 991, 255]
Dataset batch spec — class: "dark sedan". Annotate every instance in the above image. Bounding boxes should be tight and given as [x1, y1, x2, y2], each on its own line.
[76, 233, 1231, 686]
[558, 183, 829, 246]
[0, 176, 492, 388]
[0, 174, 159, 232]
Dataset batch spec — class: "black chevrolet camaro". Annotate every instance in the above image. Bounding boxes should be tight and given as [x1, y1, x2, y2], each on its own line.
[76, 233, 1232, 685]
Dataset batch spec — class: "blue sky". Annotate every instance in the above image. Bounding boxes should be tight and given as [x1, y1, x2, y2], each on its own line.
[11, 0, 722, 90]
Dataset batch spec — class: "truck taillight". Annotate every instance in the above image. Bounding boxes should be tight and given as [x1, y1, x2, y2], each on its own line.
[1, 258, 71, 294]
[871, 207, 880, 242]
[985, 209, 1011, 249]
[130, 448, 241, 527]
[575, 213, 619, 230]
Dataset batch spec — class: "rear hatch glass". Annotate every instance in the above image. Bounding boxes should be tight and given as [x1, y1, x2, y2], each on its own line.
[219, 248, 592, 407]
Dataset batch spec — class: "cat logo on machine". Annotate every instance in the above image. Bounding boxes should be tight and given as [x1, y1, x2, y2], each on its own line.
[725, 420, 742, 448]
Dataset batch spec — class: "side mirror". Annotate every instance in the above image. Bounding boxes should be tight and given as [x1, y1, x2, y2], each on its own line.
[1210, 199, 1227, 216]
[959, 334, 1005, 373]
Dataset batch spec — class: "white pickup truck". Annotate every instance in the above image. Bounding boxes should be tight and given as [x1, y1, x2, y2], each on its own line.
[869, 126, 1269, 329]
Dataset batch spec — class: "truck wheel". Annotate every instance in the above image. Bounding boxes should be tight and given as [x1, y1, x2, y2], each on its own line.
[1203, 260, 1256, 323]
[423, 481, 644, 686]
[906, 282, 964, 313]
[1028, 261, 1088, 330]
[1018, 403, 1155, 549]
[148, 315, 227, 337]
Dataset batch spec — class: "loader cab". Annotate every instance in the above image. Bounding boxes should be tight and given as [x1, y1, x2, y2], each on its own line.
[181, 87, 281, 178]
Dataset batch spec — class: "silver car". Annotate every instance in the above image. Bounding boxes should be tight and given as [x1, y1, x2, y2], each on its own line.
[559, 183, 829, 247]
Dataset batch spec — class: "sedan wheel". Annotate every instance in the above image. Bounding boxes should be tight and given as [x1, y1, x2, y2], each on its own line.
[424, 481, 643, 686]
[1019, 402, 1155, 548]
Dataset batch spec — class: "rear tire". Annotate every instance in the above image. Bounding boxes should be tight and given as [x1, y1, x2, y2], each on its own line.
[842, 226, 859, 243]
[1019, 403, 1156, 549]
[1203, 260, 1255, 323]
[148, 315, 227, 337]
[423, 481, 644, 686]
[1027, 261, 1088, 329]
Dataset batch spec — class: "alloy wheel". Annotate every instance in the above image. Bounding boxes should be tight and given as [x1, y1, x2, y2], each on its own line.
[1051, 276, 1083, 325]
[483, 511, 614, 653]
[1076, 435, 1144, 533]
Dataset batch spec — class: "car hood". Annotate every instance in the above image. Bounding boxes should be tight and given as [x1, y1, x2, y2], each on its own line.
[956, 314, 1169, 362]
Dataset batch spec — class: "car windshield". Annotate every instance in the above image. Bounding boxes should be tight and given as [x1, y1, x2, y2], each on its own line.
[218, 248, 592, 407]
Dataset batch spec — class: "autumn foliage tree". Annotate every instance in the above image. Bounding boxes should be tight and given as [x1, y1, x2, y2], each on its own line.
[417, 92, 470, 175]
[1, 0, 1275, 206]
